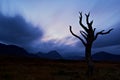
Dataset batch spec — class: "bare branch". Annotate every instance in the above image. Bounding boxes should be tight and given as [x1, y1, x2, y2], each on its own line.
[93, 28, 96, 36]
[69, 26, 86, 46]
[80, 30, 87, 40]
[79, 12, 88, 32]
[93, 28, 96, 32]
[85, 13, 90, 25]
[100, 29, 113, 34]
[80, 30, 88, 36]
[90, 20, 93, 26]
[85, 13, 93, 29]
[94, 28, 113, 40]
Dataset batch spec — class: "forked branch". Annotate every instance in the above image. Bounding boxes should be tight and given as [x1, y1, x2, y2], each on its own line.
[85, 13, 90, 25]
[69, 26, 86, 46]
[85, 13, 93, 29]
[80, 30, 87, 40]
[79, 12, 88, 32]
[94, 28, 113, 40]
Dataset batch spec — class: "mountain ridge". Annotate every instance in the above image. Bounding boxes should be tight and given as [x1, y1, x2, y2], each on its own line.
[92, 51, 120, 61]
[36, 50, 62, 59]
[0, 43, 120, 61]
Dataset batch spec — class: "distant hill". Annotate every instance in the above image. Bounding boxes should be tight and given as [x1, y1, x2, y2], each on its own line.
[64, 51, 120, 61]
[0, 43, 29, 57]
[37, 50, 62, 59]
[0, 43, 62, 59]
[92, 51, 120, 61]
[0, 43, 41, 58]
[0, 43, 120, 61]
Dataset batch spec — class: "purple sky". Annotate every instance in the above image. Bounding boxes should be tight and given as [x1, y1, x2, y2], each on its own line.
[0, 0, 120, 57]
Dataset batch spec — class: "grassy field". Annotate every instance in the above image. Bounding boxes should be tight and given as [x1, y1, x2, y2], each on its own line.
[0, 57, 120, 80]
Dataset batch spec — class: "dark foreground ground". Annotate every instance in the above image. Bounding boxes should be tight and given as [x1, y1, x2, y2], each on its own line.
[0, 57, 120, 80]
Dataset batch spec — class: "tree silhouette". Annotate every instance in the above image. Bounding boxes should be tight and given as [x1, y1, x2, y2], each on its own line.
[69, 12, 113, 76]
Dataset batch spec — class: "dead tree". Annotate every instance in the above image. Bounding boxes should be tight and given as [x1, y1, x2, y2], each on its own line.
[69, 12, 113, 76]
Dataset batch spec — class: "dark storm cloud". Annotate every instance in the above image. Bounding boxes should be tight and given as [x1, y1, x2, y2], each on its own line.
[0, 12, 83, 54]
[0, 13, 43, 48]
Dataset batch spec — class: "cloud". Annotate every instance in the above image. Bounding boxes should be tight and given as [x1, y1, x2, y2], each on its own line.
[0, 13, 43, 50]
[0, 12, 83, 54]
[33, 37, 85, 56]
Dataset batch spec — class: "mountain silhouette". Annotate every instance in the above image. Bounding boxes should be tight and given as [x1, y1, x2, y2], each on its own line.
[37, 50, 62, 59]
[92, 51, 120, 61]
[0, 43, 62, 59]
[0, 43, 120, 61]
[0, 43, 29, 57]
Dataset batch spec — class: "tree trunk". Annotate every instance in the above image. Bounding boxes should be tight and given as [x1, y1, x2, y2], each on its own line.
[85, 44, 94, 77]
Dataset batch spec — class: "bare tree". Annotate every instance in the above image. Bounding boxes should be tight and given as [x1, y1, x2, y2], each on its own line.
[69, 12, 113, 76]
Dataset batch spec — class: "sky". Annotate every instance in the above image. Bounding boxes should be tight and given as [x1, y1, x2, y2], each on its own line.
[0, 0, 120, 57]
